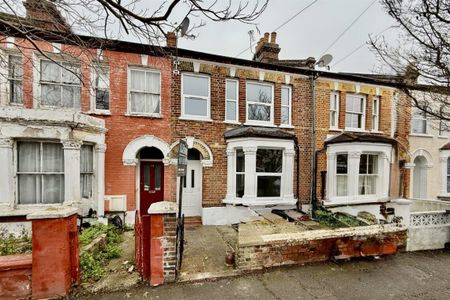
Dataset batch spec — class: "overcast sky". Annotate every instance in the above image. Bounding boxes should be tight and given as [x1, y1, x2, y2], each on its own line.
[174, 0, 399, 74]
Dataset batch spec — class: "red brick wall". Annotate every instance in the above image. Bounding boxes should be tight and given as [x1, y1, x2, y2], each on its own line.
[0, 254, 32, 299]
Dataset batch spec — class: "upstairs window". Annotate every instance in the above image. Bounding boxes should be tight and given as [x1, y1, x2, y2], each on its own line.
[181, 73, 210, 120]
[225, 79, 239, 122]
[93, 66, 110, 111]
[345, 94, 365, 130]
[372, 96, 380, 131]
[281, 85, 292, 126]
[17, 141, 64, 204]
[330, 91, 339, 129]
[40, 60, 81, 108]
[8, 55, 22, 104]
[336, 154, 348, 196]
[129, 68, 161, 115]
[80, 145, 94, 198]
[411, 109, 428, 134]
[439, 120, 449, 137]
[246, 82, 273, 125]
[358, 154, 378, 195]
[256, 149, 282, 197]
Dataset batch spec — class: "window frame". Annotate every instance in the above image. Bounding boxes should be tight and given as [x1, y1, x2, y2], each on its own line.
[345, 93, 366, 131]
[80, 144, 94, 199]
[235, 148, 245, 198]
[91, 65, 110, 114]
[181, 72, 211, 121]
[16, 140, 65, 205]
[335, 153, 348, 197]
[411, 108, 428, 134]
[330, 91, 340, 129]
[255, 148, 283, 198]
[7, 54, 23, 105]
[225, 78, 239, 123]
[372, 96, 380, 131]
[127, 66, 162, 117]
[38, 59, 81, 109]
[245, 81, 275, 126]
[358, 153, 378, 195]
[280, 85, 292, 127]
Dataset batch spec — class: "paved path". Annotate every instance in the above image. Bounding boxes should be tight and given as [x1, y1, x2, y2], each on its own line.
[73, 251, 450, 300]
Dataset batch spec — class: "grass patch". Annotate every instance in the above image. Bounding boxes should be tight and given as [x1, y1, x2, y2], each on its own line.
[80, 224, 123, 282]
[0, 229, 32, 256]
[314, 209, 365, 228]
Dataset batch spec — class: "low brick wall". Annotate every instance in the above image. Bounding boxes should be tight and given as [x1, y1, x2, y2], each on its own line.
[237, 224, 407, 271]
[0, 254, 32, 299]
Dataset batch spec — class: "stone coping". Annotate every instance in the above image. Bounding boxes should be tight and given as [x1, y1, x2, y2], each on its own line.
[0, 254, 32, 271]
[26, 206, 79, 220]
[148, 201, 177, 214]
[239, 224, 406, 247]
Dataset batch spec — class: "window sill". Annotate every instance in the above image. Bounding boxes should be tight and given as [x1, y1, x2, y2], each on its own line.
[7, 102, 24, 107]
[329, 128, 343, 132]
[344, 128, 368, 133]
[437, 136, 449, 139]
[125, 113, 162, 118]
[87, 110, 111, 116]
[409, 133, 433, 138]
[179, 116, 213, 122]
[279, 124, 294, 129]
[243, 122, 276, 128]
[370, 130, 384, 134]
[323, 196, 389, 207]
[224, 120, 241, 125]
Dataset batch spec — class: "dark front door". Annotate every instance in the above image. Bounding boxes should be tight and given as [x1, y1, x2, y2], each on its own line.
[140, 161, 164, 215]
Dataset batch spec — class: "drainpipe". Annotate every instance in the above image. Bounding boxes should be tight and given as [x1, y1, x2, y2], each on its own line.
[294, 136, 301, 212]
[310, 74, 319, 217]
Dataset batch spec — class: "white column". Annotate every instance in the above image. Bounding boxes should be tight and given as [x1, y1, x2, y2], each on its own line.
[225, 148, 235, 202]
[283, 148, 295, 202]
[62, 140, 82, 205]
[348, 151, 362, 200]
[96, 144, 107, 217]
[326, 152, 336, 201]
[0, 138, 14, 208]
[440, 156, 448, 195]
[242, 146, 257, 204]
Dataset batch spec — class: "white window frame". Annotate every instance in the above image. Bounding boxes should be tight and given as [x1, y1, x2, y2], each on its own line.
[280, 85, 292, 127]
[358, 153, 378, 195]
[245, 81, 274, 126]
[127, 66, 161, 117]
[335, 153, 348, 196]
[411, 108, 428, 135]
[256, 148, 284, 198]
[372, 96, 380, 131]
[225, 78, 239, 123]
[330, 91, 340, 129]
[439, 120, 449, 137]
[181, 72, 211, 121]
[345, 93, 366, 131]
[38, 59, 81, 109]
[91, 65, 110, 114]
[80, 144, 94, 199]
[235, 148, 245, 198]
[7, 54, 23, 105]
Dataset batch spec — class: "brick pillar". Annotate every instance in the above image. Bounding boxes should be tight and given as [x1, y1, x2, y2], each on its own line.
[27, 207, 79, 299]
[148, 201, 177, 286]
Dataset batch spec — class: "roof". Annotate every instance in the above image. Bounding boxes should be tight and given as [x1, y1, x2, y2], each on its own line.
[224, 126, 296, 140]
[440, 142, 450, 150]
[324, 132, 397, 146]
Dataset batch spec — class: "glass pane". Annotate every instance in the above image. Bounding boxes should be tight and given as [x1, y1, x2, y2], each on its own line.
[42, 174, 64, 203]
[143, 164, 150, 186]
[281, 87, 290, 106]
[226, 100, 237, 121]
[359, 154, 368, 174]
[330, 93, 336, 110]
[226, 80, 237, 100]
[336, 176, 348, 196]
[345, 113, 352, 128]
[281, 107, 290, 124]
[41, 60, 61, 82]
[236, 174, 244, 198]
[131, 70, 145, 91]
[183, 75, 209, 97]
[81, 174, 92, 198]
[18, 174, 41, 204]
[95, 68, 109, 89]
[80, 145, 93, 173]
[155, 164, 161, 190]
[330, 111, 336, 127]
[146, 94, 160, 114]
[9, 56, 22, 79]
[357, 114, 363, 128]
[62, 86, 80, 108]
[447, 158, 450, 175]
[42, 143, 64, 172]
[130, 92, 146, 113]
[146, 71, 160, 94]
[336, 154, 348, 174]
[236, 149, 245, 172]
[447, 175, 450, 193]
[358, 97, 364, 113]
[185, 96, 207, 116]
[95, 90, 109, 110]
[191, 169, 195, 188]
[359, 175, 376, 195]
[248, 104, 270, 121]
[346, 96, 354, 111]
[62, 63, 80, 84]
[368, 155, 378, 174]
[10, 81, 23, 104]
[41, 84, 61, 106]
[257, 176, 281, 197]
[256, 149, 282, 173]
[18, 142, 40, 172]
[246, 83, 272, 103]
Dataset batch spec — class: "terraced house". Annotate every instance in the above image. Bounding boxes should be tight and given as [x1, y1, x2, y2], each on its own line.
[0, 0, 412, 227]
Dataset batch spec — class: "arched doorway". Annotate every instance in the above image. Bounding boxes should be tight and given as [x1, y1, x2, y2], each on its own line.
[138, 146, 164, 214]
[178, 149, 203, 217]
[413, 155, 428, 199]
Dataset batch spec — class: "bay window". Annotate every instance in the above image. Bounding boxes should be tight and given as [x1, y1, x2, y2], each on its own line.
[256, 149, 282, 197]
[225, 79, 239, 122]
[80, 144, 94, 198]
[40, 60, 81, 108]
[246, 82, 273, 125]
[17, 141, 64, 204]
[181, 73, 210, 120]
[8, 55, 23, 104]
[345, 94, 365, 130]
[281, 85, 292, 126]
[129, 68, 161, 115]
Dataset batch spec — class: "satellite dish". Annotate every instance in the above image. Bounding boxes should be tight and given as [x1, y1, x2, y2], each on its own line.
[317, 54, 333, 68]
[179, 17, 190, 37]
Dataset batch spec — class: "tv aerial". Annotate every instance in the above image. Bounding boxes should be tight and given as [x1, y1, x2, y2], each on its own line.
[316, 54, 333, 70]
[173, 16, 192, 75]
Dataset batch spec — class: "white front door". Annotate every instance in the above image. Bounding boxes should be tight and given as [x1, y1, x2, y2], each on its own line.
[178, 160, 202, 217]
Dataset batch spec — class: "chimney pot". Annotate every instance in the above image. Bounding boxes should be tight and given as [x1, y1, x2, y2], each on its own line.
[263, 32, 270, 42]
[270, 32, 277, 44]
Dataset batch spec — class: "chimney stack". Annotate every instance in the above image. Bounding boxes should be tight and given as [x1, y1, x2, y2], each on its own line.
[166, 32, 177, 48]
[253, 32, 281, 63]
[23, 0, 71, 33]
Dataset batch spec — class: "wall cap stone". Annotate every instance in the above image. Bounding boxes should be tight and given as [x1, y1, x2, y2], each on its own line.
[148, 201, 178, 214]
[26, 206, 79, 220]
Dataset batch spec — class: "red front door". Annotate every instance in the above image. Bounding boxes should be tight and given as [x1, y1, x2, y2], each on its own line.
[140, 161, 164, 215]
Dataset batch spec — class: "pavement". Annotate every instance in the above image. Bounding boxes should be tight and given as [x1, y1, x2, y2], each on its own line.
[73, 250, 450, 300]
